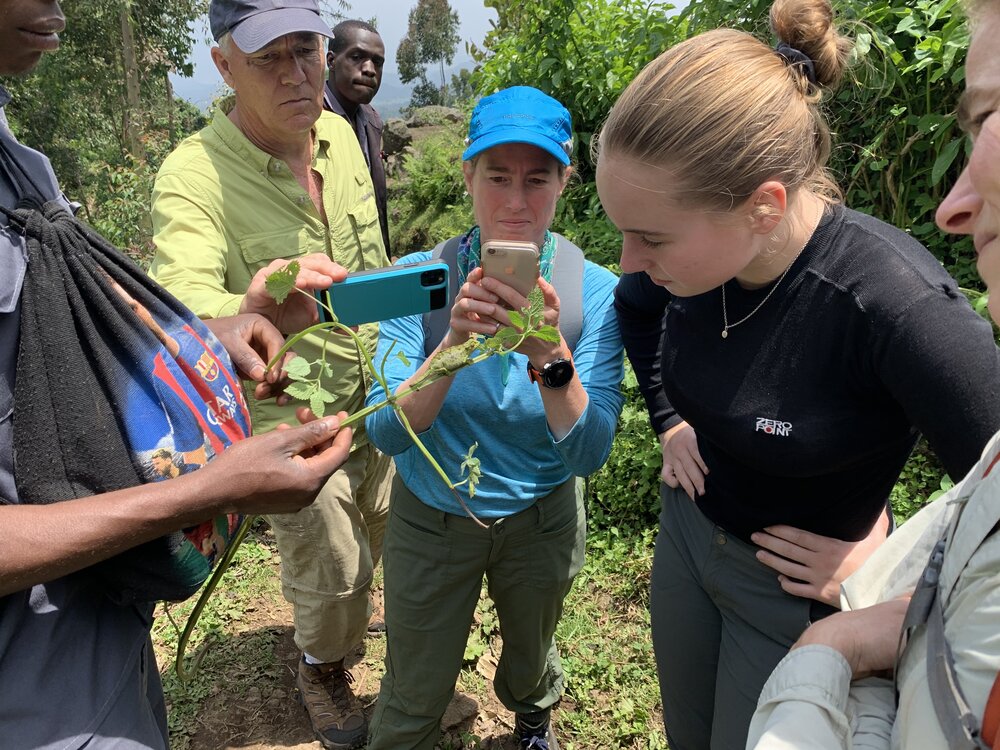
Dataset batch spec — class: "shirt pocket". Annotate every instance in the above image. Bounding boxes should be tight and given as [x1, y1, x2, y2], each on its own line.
[346, 171, 386, 266]
[238, 226, 313, 274]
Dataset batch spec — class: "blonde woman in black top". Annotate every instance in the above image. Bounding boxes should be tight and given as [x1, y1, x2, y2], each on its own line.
[596, 0, 1000, 746]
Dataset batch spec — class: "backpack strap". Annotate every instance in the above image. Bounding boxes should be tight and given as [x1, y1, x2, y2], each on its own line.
[422, 233, 587, 357]
[550, 232, 584, 353]
[899, 510, 994, 750]
[423, 236, 462, 356]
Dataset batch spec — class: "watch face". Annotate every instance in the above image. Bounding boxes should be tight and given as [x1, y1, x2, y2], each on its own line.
[542, 358, 574, 389]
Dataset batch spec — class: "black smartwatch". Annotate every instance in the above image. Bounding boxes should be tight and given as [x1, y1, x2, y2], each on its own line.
[526, 357, 575, 389]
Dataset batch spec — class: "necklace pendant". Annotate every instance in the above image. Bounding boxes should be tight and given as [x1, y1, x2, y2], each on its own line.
[721, 329, 728, 339]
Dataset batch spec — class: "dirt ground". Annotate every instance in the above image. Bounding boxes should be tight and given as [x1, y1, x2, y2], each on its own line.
[183, 585, 529, 750]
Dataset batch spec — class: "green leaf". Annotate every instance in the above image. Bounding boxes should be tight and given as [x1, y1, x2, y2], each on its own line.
[508, 310, 525, 328]
[460, 442, 482, 498]
[931, 137, 963, 186]
[855, 32, 872, 56]
[528, 288, 545, 318]
[283, 381, 314, 401]
[395, 351, 411, 368]
[309, 392, 327, 417]
[494, 328, 522, 347]
[530, 325, 562, 343]
[916, 113, 947, 133]
[284, 356, 312, 379]
[264, 261, 299, 304]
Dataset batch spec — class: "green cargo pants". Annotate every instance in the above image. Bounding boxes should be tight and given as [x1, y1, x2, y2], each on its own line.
[367, 475, 585, 750]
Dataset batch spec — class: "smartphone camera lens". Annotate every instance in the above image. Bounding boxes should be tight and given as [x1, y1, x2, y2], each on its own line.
[421, 269, 446, 286]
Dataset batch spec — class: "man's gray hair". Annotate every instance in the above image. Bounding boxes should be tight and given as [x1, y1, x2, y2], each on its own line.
[217, 31, 235, 56]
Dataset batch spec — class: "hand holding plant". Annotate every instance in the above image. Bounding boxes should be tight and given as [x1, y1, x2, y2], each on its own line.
[174, 259, 560, 678]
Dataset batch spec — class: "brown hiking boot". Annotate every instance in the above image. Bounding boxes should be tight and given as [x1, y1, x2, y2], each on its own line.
[366, 591, 386, 637]
[296, 657, 367, 749]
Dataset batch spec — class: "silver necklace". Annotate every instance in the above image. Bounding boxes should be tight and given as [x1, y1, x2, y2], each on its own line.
[720, 241, 807, 339]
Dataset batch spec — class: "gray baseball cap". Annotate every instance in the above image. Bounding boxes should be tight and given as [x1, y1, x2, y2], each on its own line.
[209, 0, 332, 53]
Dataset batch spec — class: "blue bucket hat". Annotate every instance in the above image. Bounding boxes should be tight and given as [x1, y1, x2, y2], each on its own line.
[210, 0, 332, 53]
[463, 86, 573, 166]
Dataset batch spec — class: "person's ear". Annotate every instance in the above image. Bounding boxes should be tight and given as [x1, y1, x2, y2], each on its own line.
[462, 161, 476, 197]
[211, 46, 235, 89]
[747, 181, 788, 235]
[326, 50, 335, 69]
[558, 165, 573, 196]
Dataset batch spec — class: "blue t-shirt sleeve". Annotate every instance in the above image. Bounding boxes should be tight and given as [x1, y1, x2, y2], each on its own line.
[550, 263, 625, 475]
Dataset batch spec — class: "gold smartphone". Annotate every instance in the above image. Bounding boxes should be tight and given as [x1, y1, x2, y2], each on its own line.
[480, 240, 540, 297]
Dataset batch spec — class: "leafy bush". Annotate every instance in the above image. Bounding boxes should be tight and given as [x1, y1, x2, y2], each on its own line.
[890, 439, 950, 524]
[587, 364, 663, 534]
[402, 130, 467, 209]
[474, 0, 680, 183]
[389, 128, 473, 255]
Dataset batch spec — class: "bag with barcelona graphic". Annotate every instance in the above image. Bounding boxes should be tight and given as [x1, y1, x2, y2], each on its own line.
[5, 199, 252, 604]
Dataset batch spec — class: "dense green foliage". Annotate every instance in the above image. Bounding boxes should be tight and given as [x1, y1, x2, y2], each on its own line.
[5, 0, 207, 259]
[476, 0, 678, 184]
[388, 126, 473, 254]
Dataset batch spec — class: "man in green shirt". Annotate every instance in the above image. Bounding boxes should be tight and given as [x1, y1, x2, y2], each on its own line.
[149, 1, 392, 747]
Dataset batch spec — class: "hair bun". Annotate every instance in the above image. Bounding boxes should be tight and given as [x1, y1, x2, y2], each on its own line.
[769, 0, 851, 89]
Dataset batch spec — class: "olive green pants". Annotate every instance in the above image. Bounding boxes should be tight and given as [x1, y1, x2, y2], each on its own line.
[267, 443, 393, 663]
[367, 475, 585, 750]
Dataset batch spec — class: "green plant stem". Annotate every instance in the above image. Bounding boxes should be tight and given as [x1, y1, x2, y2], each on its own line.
[174, 515, 254, 681]
[176, 294, 544, 678]
[392, 399, 488, 528]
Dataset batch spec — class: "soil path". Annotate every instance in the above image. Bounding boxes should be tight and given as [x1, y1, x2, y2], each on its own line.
[184, 586, 524, 750]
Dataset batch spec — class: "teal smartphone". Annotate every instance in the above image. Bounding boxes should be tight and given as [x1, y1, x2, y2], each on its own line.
[314, 261, 449, 326]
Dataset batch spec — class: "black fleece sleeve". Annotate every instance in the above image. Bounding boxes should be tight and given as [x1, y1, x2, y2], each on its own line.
[614, 272, 683, 436]
[873, 285, 1000, 481]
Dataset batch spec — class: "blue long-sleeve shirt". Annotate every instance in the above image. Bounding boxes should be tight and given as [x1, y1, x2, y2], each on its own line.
[365, 250, 625, 518]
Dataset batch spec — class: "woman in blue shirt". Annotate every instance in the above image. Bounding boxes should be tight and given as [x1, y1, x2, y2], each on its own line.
[364, 86, 624, 750]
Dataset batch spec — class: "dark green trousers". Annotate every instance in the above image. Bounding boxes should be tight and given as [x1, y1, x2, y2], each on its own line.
[367, 475, 585, 750]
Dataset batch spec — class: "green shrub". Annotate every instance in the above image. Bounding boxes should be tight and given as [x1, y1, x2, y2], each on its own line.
[389, 125, 475, 255]
[890, 439, 949, 524]
[402, 130, 467, 209]
[474, 0, 680, 183]
[587, 363, 663, 534]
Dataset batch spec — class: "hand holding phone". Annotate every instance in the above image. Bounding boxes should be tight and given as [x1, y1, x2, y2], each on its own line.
[314, 261, 449, 326]
[480, 240, 540, 298]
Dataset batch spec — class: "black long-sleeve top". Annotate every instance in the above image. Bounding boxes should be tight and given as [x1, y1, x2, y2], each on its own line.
[615, 205, 1000, 542]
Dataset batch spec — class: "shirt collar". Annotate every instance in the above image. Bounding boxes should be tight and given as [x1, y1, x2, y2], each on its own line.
[210, 106, 330, 170]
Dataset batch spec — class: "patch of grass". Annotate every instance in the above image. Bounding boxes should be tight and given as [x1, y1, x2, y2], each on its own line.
[152, 520, 285, 750]
[556, 529, 664, 750]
